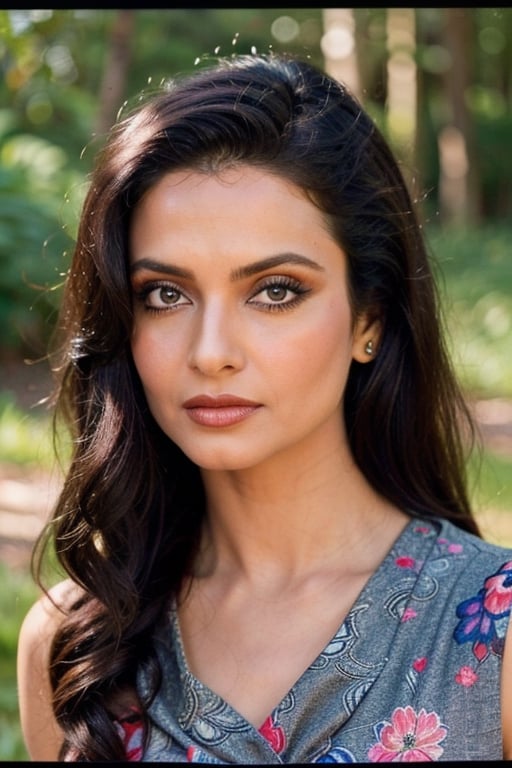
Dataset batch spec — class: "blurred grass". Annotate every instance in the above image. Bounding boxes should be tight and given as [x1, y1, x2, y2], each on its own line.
[0, 392, 55, 469]
[0, 562, 39, 760]
[476, 451, 512, 512]
[0, 223, 511, 760]
[429, 223, 512, 399]
[0, 394, 61, 760]
[428, 222, 512, 540]
[471, 450, 512, 548]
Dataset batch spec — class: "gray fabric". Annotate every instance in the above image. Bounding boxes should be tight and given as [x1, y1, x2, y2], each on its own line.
[138, 517, 512, 762]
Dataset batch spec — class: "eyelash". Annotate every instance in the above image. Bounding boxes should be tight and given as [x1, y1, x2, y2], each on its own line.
[133, 276, 311, 314]
[249, 276, 310, 312]
[134, 281, 189, 314]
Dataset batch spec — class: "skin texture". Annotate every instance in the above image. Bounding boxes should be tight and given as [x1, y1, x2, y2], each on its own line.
[17, 580, 76, 760]
[129, 166, 408, 725]
[16, 165, 512, 758]
[129, 166, 374, 475]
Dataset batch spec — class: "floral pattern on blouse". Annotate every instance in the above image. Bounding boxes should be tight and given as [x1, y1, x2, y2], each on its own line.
[120, 520, 512, 761]
[315, 745, 356, 762]
[454, 560, 512, 661]
[115, 710, 144, 762]
[367, 705, 447, 762]
[258, 712, 287, 754]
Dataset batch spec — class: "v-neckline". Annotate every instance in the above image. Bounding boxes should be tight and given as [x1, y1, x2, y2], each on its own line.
[170, 515, 424, 737]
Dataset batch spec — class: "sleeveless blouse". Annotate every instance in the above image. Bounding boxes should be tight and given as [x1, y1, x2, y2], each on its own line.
[119, 517, 512, 762]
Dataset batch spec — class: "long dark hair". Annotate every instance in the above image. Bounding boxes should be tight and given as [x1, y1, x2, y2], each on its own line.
[33, 53, 479, 760]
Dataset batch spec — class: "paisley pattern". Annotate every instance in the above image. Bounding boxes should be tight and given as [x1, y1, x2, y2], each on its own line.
[179, 677, 252, 745]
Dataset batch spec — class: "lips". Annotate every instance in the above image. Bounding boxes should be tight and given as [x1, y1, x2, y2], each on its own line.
[182, 394, 262, 427]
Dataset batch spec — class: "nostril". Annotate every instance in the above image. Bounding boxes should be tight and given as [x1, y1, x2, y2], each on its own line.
[187, 338, 244, 375]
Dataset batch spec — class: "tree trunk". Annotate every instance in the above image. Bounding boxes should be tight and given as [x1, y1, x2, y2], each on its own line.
[321, 8, 361, 101]
[94, 10, 136, 138]
[439, 8, 481, 226]
[385, 8, 417, 195]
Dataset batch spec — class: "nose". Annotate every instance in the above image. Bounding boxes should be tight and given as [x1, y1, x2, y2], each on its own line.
[187, 299, 245, 376]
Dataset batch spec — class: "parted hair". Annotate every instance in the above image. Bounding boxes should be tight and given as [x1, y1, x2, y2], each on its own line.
[33, 53, 478, 760]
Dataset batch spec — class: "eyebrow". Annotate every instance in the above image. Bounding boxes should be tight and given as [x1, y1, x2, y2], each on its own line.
[230, 253, 324, 280]
[130, 258, 193, 279]
[130, 253, 325, 280]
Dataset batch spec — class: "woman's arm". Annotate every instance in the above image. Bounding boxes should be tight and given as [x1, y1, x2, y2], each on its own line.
[501, 613, 512, 758]
[17, 579, 80, 760]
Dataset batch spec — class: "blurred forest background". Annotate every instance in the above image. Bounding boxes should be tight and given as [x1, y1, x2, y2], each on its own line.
[0, 8, 511, 760]
[1, 8, 511, 388]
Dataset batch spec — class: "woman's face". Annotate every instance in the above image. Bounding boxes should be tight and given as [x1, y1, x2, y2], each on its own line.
[129, 165, 374, 472]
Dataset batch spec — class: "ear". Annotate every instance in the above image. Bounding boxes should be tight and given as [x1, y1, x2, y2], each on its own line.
[351, 313, 382, 364]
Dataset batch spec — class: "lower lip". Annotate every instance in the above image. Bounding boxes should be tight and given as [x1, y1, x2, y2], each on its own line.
[184, 405, 261, 427]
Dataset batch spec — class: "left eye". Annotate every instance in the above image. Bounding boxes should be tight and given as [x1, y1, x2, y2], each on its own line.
[250, 279, 304, 306]
[261, 285, 291, 302]
[141, 284, 191, 309]
[152, 286, 183, 305]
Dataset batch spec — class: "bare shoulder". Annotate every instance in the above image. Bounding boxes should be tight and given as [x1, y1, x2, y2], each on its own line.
[17, 578, 84, 761]
[21, 577, 82, 632]
[18, 577, 83, 666]
[502, 617, 512, 758]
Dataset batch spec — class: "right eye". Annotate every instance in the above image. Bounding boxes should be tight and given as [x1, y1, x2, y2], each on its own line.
[135, 282, 191, 312]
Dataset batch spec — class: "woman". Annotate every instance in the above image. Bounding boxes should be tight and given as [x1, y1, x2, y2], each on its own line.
[17, 53, 512, 762]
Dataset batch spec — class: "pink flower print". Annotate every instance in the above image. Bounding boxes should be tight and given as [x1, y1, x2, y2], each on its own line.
[454, 561, 512, 662]
[401, 607, 417, 623]
[414, 526, 431, 535]
[413, 657, 428, 673]
[483, 561, 512, 615]
[115, 714, 144, 762]
[436, 538, 463, 556]
[395, 556, 416, 569]
[259, 714, 286, 754]
[455, 666, 479, 687]
[368, 705, 447, 762]
[187, 746, 217, 763]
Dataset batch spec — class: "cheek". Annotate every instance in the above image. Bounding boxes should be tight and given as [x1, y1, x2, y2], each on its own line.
[264, 302, 353, 391]
[131, 325, 173, 392]
[131, 327, 149, 380]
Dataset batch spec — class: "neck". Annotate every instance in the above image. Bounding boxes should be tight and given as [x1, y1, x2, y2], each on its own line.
[196, 435, 405, 588]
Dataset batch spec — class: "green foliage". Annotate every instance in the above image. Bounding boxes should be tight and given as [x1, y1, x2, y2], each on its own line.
[0, 561, 39, 761]
[475, 112, 512, 219]
[0, 8, 511, 359]
[127, 8, 325, 85]
[428, 225, 512, 398]
[475, 450, 512, 515]
[0, 392, 65, 761]
[0, 392, 54, 467]
[470, 450, 512, 548]
[0, 130, 83, 353]
[0, 561, 38, 656]
[0, 9, 101, 162]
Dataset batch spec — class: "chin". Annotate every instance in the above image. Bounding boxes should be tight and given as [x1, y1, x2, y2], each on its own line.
[186, 452, 259, 472]
[171, 438, 267, 472]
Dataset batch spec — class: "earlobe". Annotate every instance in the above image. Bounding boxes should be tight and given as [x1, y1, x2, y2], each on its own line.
[352, 316, 382, 364]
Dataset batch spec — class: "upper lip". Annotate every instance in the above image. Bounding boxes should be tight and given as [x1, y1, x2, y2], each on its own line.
[183, 394, 261, 408]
